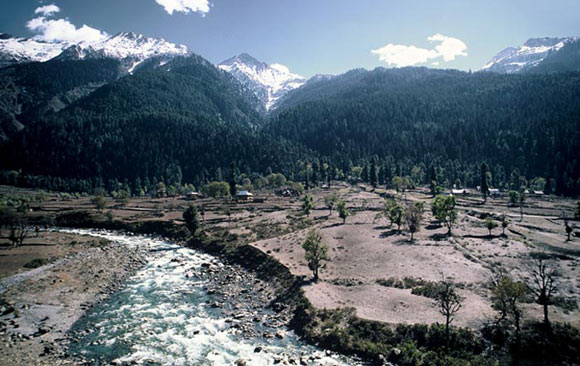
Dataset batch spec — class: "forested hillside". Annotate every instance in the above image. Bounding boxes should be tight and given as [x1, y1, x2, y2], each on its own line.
[269, 68, 580, 195]
[0, 58, 122, 141]
[0, 55, 311, 192]
[529, 40, 580, 74]
[1, 59, 579, 196]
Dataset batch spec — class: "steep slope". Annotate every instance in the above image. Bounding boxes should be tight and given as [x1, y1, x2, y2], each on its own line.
[0, 31, 195, 141]
[529, 39, 580, 73]
[218, 53, 306, 111]
[481, 37, 578, 73]
[0, 58, 122, 141]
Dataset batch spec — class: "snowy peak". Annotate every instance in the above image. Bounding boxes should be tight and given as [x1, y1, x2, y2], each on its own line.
[218, 53, 306, 110]
[55, 32, 190, 72]
[0, 31, 190, 72]
[482, 37, 577, 73]
[0, 35, 69, 67]
[84, 32, 189, 60]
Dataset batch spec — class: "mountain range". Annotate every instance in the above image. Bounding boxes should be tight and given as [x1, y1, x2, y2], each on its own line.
[2, 32, 580, 111]
[0, 32, 189, 73]
[0, 31, 579, 196]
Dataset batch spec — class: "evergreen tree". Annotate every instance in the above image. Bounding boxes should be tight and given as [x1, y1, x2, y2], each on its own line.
[362, 164, 370, 183]
[429, 165, 438, 197]
[183, 205, 200, 237]
[304, 162, 310, 190]
[302, 193, 314, 216]
[370, 158, 378, 189]
[229, 162, 237, 197]
[481, 163, 489, 203]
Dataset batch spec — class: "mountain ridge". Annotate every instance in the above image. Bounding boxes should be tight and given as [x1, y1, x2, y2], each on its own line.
[481, 36, 579, 73]
[0, 31, 190, 73]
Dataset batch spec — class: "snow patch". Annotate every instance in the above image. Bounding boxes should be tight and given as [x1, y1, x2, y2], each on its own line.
[481, 37, 579, 73]
[218, 54, 306, 110]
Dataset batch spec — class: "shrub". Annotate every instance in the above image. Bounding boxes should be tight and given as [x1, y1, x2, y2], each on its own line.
[24, 258, 50, 269]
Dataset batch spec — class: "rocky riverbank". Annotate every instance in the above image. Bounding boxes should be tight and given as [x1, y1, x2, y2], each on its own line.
[61, 231, 354, 366]
[0, 234, 148, 366]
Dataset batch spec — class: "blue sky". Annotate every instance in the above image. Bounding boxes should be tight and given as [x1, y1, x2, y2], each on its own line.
[2, 0, 580, 77]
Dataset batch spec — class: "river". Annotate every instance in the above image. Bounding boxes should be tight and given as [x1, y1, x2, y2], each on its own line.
[61, 229, 360, 366]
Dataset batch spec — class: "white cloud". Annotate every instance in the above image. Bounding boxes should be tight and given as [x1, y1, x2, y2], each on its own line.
[27, 17, 108, 43]
[34, 4, 60, 16]
[371, 44, 438, 67]
[428, 33, 467, 61]
[371, 34, 468, 67]
[155, 0, 210, 15]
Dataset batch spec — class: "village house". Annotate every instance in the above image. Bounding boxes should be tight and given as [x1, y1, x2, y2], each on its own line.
[236, 190, 254, 202]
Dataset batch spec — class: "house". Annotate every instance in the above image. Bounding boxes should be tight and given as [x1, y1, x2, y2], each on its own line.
[452, 189, 468, 195]
[488, 188, 501, 196]
[236, 190, 254, 202]
[533, 190, 545, 196]
[185, 191, 201, 200]
[276, 187, 300, 197]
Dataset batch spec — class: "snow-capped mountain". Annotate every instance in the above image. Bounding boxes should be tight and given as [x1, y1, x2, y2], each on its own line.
[0, 33, 69, 68]
[57, 32, 190, 72]
[481, 37, 578, 73]
[218, 53, 306, 110]
[0, 32, 190, 72]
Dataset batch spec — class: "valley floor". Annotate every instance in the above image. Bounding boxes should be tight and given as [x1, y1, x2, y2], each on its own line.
[0, 184, 579, 363]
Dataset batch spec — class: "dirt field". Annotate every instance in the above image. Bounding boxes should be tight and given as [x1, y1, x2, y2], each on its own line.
[1, 184, 579, 334]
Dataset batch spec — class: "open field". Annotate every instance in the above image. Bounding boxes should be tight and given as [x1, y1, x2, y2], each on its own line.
[1, 183, 578, 335]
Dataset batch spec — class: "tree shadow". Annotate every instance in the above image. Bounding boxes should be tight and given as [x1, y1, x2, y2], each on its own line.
[430, 233, 451, 241]
[425, 223, 442, 230]
[463, 234, 499, 240]
[379, 229, 399, 238]
[393, 238, 414, 245]
[322, 223, 343, 229]
[374, 225, 391, 230]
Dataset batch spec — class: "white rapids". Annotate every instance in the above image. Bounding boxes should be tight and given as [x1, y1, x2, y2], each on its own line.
[60, 229, 360, 366]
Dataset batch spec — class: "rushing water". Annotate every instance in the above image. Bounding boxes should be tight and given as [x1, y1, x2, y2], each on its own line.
[62, 229, 359, 366]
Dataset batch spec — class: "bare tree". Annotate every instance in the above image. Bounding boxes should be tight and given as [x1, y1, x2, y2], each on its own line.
[9, 218, 29, 248]
[437, 279, 463, 344]
[519, 191, 526, 221]
[529, 254, 557, 325]
[564, 217, 573, 241]
[501, 215, 509, 236]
